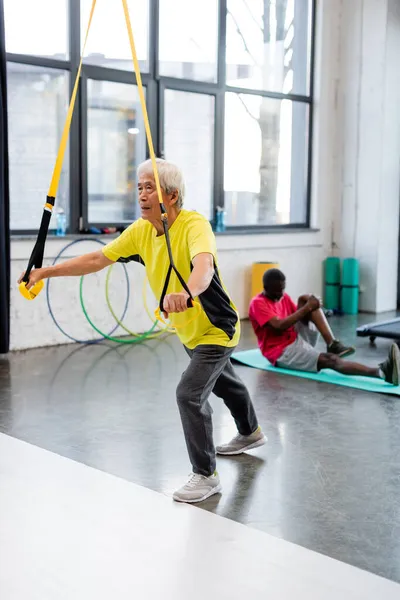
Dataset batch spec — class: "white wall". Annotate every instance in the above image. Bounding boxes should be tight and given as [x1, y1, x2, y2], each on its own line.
[333, 0, 400, 312]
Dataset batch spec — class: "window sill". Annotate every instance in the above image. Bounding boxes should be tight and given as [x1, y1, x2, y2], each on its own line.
[11, 233, 116, 242]
[11, 227, 319, 241]
[214, 227, 319, 236]
[215, 227, 323, 252]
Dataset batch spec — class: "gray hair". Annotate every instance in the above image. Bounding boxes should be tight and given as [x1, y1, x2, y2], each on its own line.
[137, 158, 185, 208]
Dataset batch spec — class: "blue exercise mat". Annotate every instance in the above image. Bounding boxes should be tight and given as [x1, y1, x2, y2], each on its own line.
[231, 349, 400, 396]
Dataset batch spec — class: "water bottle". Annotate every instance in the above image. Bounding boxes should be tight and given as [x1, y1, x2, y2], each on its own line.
[56, 208, 67, 236]
[215, 207, 226, 232]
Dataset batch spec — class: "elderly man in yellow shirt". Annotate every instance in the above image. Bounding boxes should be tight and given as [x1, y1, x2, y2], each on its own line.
[20, 158, 266, 503]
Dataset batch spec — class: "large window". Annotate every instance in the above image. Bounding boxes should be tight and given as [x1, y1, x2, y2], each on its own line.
[163, 88, 215, 220]
[226, 0, 312, 95]
[224, 93, 309, 226]
[87, 80, 146, 223]
[158, 0, 219, 83]
[4, 0, 69, 59]
[81, 0, 149, 71]
[5, 0, 315, 234]
[7, 63, 70, 231]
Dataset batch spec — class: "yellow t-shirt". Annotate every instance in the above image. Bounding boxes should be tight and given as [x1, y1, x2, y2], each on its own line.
[102, 210, 240, 349]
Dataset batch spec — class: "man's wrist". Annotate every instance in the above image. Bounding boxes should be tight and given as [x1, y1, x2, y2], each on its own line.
[41, 266, 52, 279]
[184, 288, 194, 300]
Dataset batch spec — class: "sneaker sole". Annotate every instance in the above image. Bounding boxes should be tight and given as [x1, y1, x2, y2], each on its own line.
[336, 348, 356, 358]
[216, 435, 267, 456]
[391, 344, 400, 386]
[172, 484, 222, 504]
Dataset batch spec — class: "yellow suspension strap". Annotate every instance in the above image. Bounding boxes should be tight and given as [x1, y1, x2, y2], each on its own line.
[19, 0, 97, 300]
[121, 0, 199, 322]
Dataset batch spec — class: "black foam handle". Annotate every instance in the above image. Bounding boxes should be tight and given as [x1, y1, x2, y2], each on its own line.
[186, 297, 193, 308]
[23, 195, 56, 282]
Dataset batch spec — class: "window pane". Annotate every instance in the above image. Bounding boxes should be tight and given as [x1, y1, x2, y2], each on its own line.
[226, 0, 312, 95]
[87, 80, 146, 224]
[7, 63, 70, 231]
[159, 0, 218, 82]
[164, 90, 214, 221]
[81, 0, 149, 71]
[4, 0, 68, 59]
[224, 92, 308, 226]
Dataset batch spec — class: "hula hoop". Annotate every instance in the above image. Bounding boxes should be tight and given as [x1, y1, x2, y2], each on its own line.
[104, 263, 165, 339]
[46, 238, 129, 344]
[79, 275, 158, 344]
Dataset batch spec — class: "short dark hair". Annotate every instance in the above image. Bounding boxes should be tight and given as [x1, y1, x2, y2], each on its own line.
[263, 268, 285, 290]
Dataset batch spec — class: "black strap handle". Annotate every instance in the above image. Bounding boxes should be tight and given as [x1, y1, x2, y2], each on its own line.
[158, 203, 193, 312]
[23, 196, 55, 282]
[159, 264, 193, 312]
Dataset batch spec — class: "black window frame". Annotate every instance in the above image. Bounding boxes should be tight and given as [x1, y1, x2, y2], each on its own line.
[5, 0, 316, 236]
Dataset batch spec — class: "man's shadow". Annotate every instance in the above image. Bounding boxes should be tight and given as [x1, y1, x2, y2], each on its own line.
[199, 453, 267, 521]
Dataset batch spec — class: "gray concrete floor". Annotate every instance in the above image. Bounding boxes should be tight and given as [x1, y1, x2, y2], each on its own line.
[1, 314, 400, 583]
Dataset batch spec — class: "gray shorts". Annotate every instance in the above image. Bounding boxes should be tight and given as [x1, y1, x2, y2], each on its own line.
[276, 321, 320, 373]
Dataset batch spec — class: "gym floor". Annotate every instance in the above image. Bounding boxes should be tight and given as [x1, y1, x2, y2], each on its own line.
[1, 314, 400, 596]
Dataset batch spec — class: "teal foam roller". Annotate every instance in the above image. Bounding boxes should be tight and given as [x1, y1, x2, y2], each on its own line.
[325, 257, 340, 284]
[324, 257, 340, 310]
[342, 258, 359, 286]
[325, 284, 340, 311]
[341, 286, 359, 315]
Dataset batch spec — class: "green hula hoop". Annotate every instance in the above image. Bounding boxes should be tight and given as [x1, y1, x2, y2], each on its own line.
[79, 274, 158, 344]
[104, 263, 165, 340]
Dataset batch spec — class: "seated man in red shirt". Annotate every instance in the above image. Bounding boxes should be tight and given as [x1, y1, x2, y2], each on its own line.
[249, 268, 400, 384]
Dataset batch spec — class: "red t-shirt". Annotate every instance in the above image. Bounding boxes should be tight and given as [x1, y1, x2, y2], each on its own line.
[249, 293, 298, 365]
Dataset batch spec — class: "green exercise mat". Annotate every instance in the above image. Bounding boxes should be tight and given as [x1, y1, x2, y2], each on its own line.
[231, 349, 400, 396]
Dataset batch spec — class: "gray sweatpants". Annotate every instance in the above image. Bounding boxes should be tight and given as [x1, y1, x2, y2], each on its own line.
[177, 344, 259, 476]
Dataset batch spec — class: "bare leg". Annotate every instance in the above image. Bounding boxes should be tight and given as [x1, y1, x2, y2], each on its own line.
[297, 294, 334, 346]
[318, 353, 380, 378]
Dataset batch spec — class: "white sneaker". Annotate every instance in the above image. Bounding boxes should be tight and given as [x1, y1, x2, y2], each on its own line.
[173, 472, 221, 503]
[216, 426, 267, 455]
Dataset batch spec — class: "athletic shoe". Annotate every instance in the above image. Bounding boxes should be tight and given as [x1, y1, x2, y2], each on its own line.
[327, 340, 356, 358]
[173, 472, 221, 503]
[216, 426, 267, 456]
[379, 343, 400, 385]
